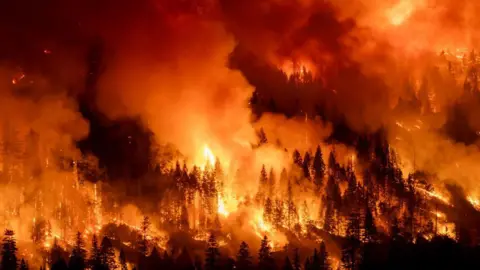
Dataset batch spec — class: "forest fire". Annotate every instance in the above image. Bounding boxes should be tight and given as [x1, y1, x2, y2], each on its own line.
[2, 0, 480, 269]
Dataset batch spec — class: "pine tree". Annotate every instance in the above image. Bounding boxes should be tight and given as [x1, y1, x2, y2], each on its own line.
[286, 180, 297, 230]
[258, 236, 274, 270]
[312, 146, 325, 189]
[283, 256, 294, 270]
[327, 149, 337, 175]
[1, 229, 17, 270]
[257, 165, 269, 203]
[137, 216, 150, 256]
[100, 237, 117, 270]
[236, 241, 252, 270]
[264, 197, 273, 223]
[293, 150, 303, 168]
[69, 232, 87, 270]
[364, 207, 377, 243]
[268, 168, 276, 197]
[89, 234, 102, 270]
[258, 128, 268, 145]
[19, 258, 28, 270]
[293, 248, 301, 270]
[302, 152, 311, 179]
[204, 233, 219, 270]
[311, 248, 320, 270]
[119, 249, 128, 270]
[304, 257, 311, 270]
[273, 199, 284, 229]
[318, 241, 330, 270]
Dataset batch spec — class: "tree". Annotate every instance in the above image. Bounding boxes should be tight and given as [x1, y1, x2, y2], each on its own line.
[313, 146, 325, 188]
[293, 248, 301, 270]
[51, 238, 65, 269]
[264, 197, 273, 223]
[89, 234, 102, 270]
[258, 235, 274, 270]
[327, 149, 337, 175]
[119, 249, 128, 270]
[364, 207, 377, 243]
[69, 232, 87, 270]
[268, 168, 276, 197]
[258, 128, 268, 145]
[273, 199, 284, 229]
[137, 216, 150, 256]
[318, 241, 330, 270]
[1, 229, 17, 270]
[293, 150, 303, 168]
[51, 258, 68, 270]
[302, 152, 312, 179]
[236, 241, 252, 270]
[176, 247, 194, 270]
[19, 259, 28, 270]
[283, 256, 294, 270]
[204, 233, 219, 270]
[100, 237, 116, 270]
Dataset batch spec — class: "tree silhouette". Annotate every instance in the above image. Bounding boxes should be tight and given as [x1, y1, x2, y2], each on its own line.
[236, 241, 252, 270]
[313, 146, 325, 188]
[258, 235, 274, 270]
[319, 241, 330, 270]
[302, 152, 311, 179]
[204, 233, 220, 270]
[137, 216, 150, 256]
[69, 232, 87, 270]
[264, 197, 273, 223]
[100, 236, 116, 270]
[119, 249, 128, 270]
[283, 256, 294, 270]
[89, 234, 102, 270]
[19, 259, 28, 270]
[293, 150, 303, 168]
[293, 248, 301, 270]
[1, 229, 17, 270]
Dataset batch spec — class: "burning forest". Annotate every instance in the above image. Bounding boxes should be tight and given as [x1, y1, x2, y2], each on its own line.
[2, 0, 480, 269]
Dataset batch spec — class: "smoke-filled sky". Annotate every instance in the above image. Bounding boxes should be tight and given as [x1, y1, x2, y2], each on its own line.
[1, 0, 480, 191]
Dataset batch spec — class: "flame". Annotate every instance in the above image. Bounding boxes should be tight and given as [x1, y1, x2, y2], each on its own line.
[387, 0, 416, 26]
[217, 195, 229, 217]
[203, 144, 216, 168]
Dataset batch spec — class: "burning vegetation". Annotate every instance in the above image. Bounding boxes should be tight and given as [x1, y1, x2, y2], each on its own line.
[2, 0, 480, 269]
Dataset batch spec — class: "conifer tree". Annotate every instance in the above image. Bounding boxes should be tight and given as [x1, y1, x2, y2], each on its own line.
[364, 207, 377, 243]
[137, 216, 150, 256]
[119, 249, 128, 270]
[283, 256, 294, 270]
[273, 199, 284, 229]
[327, 149, 337, 175]
[236, 241, 252, 270]
[100, 237, 117, 270]
[69, 232, 87, 270]
[304, 257, 311, 270]
[204, 233, 219, 270]
[302, 152, 312, 179]
[286, 180, 297, 230]
[1, 229, 17, 270]
[176, 247, 194, 270]
[313, 146, 325, 188]
[293, 248, 301, 270]
[264, 197, 273, 223]
[258, 235, 274, 270]
[293, 150, 303, 168]
[89, 234, 102, 270]
[19, 258, 28, 270]
[258, 128, 268, 145]
[319, 241, 330, 270]
[268, 168, 276, 197]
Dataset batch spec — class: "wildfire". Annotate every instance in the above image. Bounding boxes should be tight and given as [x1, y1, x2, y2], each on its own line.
[387, 0, 417, 26]
[203, 144, 215, 168]
[217, 195, 229, 217]
[280, 60, 314, 82]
